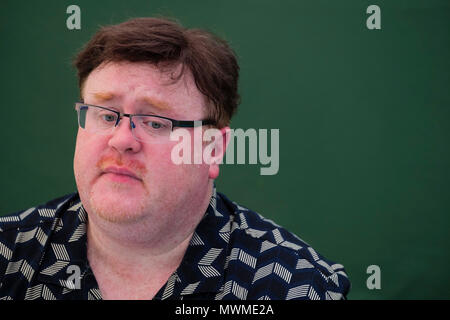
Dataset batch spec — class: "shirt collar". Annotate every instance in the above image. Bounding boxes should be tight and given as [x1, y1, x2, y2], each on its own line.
[155, 188, 234, 299]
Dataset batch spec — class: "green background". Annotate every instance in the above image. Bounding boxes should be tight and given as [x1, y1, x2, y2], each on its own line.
[1, 0, 449, 299]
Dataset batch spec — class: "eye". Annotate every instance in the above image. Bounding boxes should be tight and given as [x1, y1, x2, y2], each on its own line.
[102, 114, 117, 122]
[150, 121, 162, 129]
[145, 120, 167, 129]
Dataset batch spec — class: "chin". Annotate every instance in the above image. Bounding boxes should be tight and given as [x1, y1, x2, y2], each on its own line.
[87, 187, 149, 224]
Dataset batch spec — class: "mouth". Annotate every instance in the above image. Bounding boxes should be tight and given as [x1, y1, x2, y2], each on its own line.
[102, 166, 142, 182]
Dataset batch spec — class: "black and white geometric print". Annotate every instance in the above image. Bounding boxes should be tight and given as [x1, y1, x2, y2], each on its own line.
[0, 189, 350, 300]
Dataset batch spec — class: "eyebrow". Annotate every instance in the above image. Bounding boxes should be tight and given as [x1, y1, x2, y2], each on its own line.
[93, 91, 114, 102]
[91, 91, 171, 111]
[142, 96, 170, 111]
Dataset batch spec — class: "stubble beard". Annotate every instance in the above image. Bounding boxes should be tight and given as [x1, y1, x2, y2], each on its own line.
[87, 180, 150, 224]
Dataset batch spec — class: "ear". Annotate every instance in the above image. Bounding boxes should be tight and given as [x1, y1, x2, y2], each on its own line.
[206, 126, 231, 179]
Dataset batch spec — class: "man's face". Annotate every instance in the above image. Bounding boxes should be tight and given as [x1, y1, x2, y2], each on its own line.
[74, 61, 216, 228]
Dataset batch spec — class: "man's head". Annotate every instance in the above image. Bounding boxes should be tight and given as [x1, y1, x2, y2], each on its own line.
[72, 17, 239, 239]
[74, 17, 240, 128]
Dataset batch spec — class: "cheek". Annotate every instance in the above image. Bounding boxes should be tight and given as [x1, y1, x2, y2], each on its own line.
[144, 144, 209, 185]
[74, 133, 104, 182]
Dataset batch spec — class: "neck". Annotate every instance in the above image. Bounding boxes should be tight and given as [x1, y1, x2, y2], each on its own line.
[85, 183, 213, 285]
[87, 220, 193, 276]
[86, 220, 194, 299]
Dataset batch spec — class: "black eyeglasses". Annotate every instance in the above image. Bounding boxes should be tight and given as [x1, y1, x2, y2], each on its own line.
[75, 102, 215, 143]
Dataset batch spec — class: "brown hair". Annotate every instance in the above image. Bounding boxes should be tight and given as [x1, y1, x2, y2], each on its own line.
[73, 17, 240, 128]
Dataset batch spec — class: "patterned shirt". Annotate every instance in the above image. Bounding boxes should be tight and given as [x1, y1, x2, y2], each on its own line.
[0, 188, 350, 300]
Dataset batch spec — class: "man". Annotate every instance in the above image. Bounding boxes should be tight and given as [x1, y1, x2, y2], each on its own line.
[0, 17, 350, 300]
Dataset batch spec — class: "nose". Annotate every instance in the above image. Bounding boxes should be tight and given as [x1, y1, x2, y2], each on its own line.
[108, 116, 142, 154]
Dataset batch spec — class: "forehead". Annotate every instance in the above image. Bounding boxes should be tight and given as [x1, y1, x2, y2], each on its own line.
[82, 62, 207, 118]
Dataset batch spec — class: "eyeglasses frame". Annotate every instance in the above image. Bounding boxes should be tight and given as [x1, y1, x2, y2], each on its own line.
[75, 102, 216, 132]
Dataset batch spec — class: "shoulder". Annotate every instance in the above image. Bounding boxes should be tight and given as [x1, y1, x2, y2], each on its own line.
[0, 194, 78, 280]
[0, 194, 77, 232]
[217, 191, 351, 300]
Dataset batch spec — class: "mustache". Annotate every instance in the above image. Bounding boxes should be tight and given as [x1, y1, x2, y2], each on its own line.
[97, 155, 147, 177]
